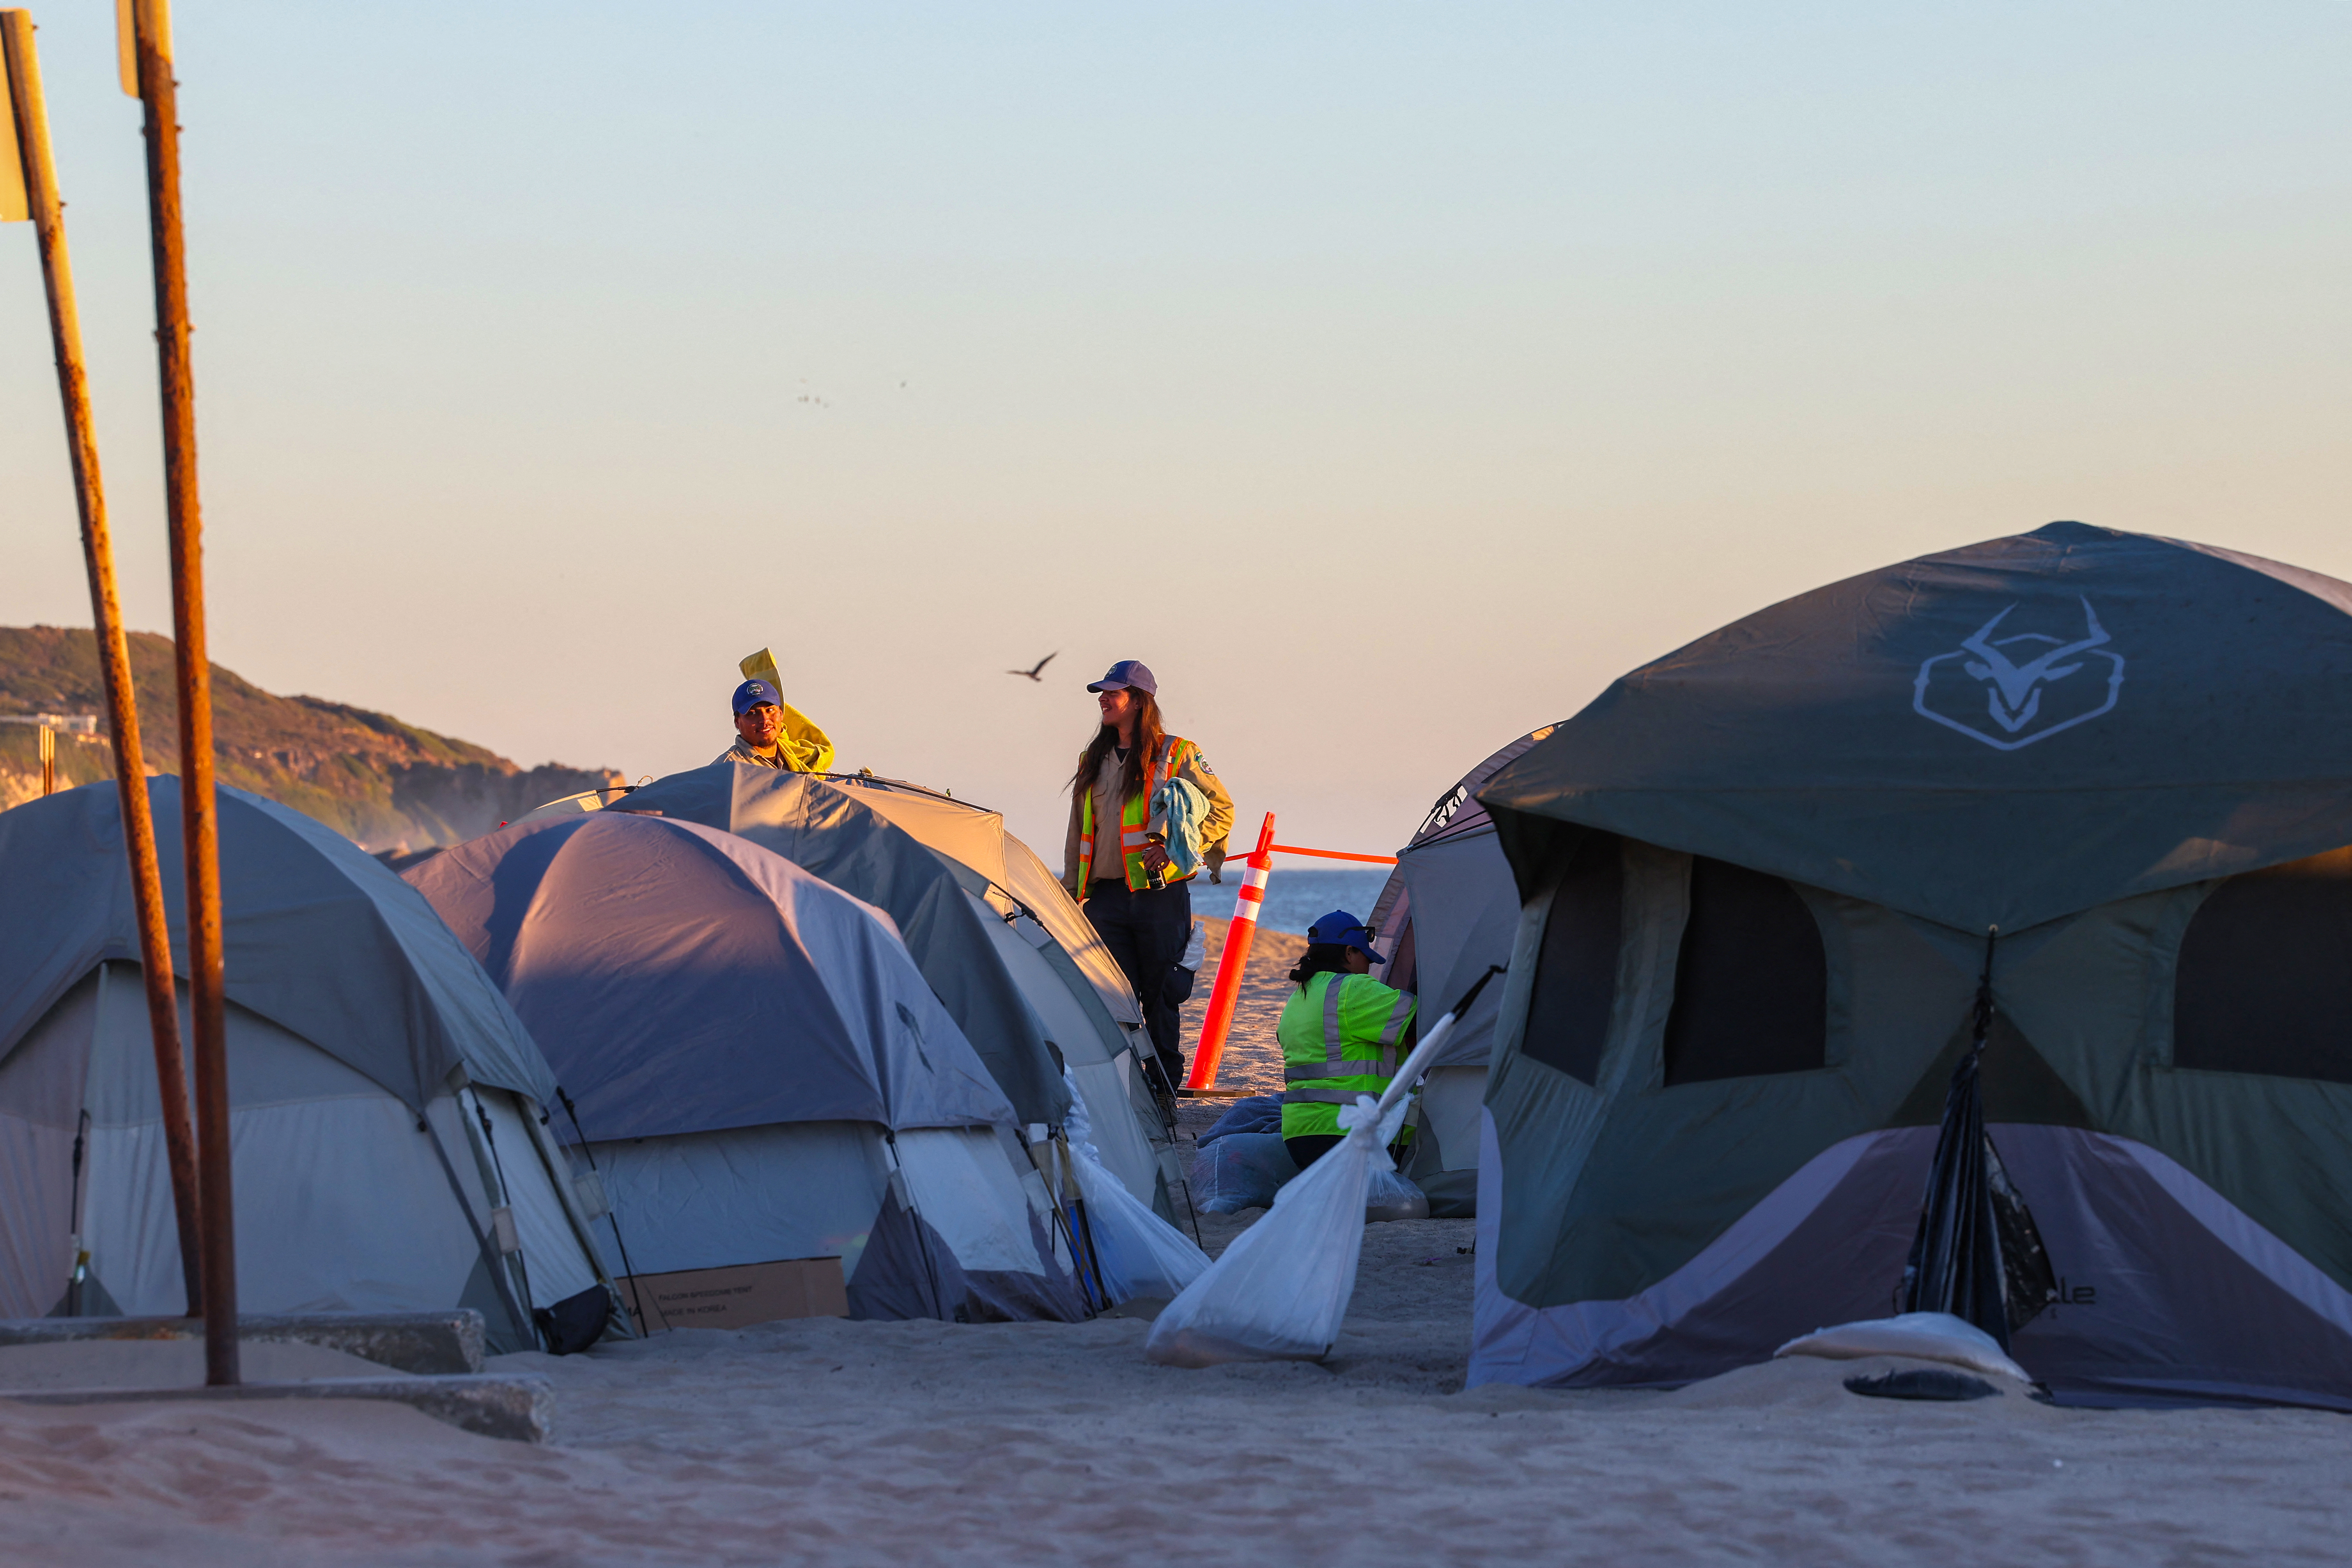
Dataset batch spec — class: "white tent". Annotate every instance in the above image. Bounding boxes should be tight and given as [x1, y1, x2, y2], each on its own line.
[406, 811, 1095, 1325]
[818, 773, 1184, 1219]
[0, 782, 622, 1353]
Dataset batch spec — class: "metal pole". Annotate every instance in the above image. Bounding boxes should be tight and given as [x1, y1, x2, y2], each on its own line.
[128, 0, 236, 1385]
[0, 7, 205, 1319]
[37, 724, 53, 793]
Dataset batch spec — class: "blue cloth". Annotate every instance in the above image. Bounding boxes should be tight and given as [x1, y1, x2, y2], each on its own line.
[1196, 1093, 1283, 1146]
[1148, 777, 1210, 879]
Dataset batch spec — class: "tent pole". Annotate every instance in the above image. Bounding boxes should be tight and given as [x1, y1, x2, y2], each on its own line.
[128, 0, 236, 1385]
[1, 8, 205, 1319]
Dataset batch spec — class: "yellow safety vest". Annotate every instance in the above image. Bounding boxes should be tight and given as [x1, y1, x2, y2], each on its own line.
[1278, 970, 1418, 1139]
[1076, 737, 1200, 893]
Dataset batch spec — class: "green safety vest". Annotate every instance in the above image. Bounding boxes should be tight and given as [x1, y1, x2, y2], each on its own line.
[1278, 971, 1418, 1139]
[1077, 737, 1201, 893]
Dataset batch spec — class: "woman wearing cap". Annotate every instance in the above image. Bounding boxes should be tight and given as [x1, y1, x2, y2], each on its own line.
[1278, 910, 1417, 1170]
[1064, 660, 1234, 1092]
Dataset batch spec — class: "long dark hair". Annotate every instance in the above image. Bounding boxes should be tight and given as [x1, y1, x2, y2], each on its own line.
[1288, 944, 1356, 991]
[1069, 690, 1167, 803]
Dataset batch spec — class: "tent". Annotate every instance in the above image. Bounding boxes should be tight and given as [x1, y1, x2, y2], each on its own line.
[1366, 725, 1560, 1216]
[810, 773, 1184, 1218]
[1472, 521, 2352, 1409]
[0, 781, 622, 1353]
[608, 764, 1180, 1218]
[405, 810, 1092, 1325]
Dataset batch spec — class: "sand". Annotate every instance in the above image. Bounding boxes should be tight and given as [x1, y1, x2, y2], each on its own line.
[2, 979, 2342, 1563]
[3, 1209, 2349, 1565]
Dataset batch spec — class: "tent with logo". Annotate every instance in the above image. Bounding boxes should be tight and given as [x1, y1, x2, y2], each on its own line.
[405, 810, 1092, 1325]
[606, 764, 1180, 1219]
[1472, 521, 2352, 1408]
[1365, 725, 1561, 1217]
[0, 781, 622, 1353]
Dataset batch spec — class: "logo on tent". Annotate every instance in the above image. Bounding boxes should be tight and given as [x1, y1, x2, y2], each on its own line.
[1913, 597, 2125, 751]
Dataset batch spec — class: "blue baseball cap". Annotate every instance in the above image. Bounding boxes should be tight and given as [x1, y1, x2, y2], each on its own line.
[1308, 909, 1385, 965]
[732, 679, 782, 715]
[1086, 659, 1158, 696]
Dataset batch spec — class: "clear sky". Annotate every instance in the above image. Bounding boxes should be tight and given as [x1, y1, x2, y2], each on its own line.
[4, 2, 2347, 861]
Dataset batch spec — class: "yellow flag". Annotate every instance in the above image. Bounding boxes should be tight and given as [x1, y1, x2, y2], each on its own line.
[736, 647, 835, 774]
[0, 26, 27, 224]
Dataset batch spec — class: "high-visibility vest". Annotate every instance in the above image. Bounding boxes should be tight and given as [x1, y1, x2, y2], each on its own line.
[1076, 737, 1201, 893]
[1277, 970, 1417, 1139]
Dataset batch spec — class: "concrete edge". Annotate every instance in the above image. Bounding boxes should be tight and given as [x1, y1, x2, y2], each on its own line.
[0, 1374, 554, 1442]
[0, 1313, 486, 1375]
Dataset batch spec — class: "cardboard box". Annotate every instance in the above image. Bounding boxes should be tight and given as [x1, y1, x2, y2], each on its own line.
[618, 1257, 849, 1333]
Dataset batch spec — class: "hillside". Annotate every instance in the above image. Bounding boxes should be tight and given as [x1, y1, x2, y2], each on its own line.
[0, 626, 621, 850]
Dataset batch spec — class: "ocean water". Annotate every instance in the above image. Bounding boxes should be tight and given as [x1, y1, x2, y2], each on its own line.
[1194, 864, 1394, 935]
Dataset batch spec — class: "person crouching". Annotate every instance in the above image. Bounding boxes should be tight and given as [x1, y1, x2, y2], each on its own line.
[1279, 910, 1416, 1170]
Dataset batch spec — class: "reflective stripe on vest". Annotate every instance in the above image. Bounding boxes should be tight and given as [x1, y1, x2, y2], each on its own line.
[1280, 977, 1410, 1080]
[1279, 972, 1413, 1104]
[1077, 738, 1194, 893]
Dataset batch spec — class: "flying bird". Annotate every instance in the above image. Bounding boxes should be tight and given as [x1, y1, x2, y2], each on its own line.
[1007, 652, 1059, 682]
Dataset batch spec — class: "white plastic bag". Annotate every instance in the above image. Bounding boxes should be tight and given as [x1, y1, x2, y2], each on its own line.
[1144, 989, 1487, 1367]
[1058, 1069, 1210, 1303]
[1143, 1115, 1377, 1365]
[1774, 1311, 2031, 1382]
[1363, 1155, 1429, 1223]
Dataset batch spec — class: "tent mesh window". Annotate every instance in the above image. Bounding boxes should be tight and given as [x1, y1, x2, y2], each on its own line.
[1519, 833, 1622, 1084]
[1660, 857, 1827, 1086]
[2174, 846, 2352, 1082]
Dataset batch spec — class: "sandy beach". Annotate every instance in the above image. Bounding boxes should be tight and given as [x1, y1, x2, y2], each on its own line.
[3, 913, 2346, 1566]
[4, 1193, 2347, 1565]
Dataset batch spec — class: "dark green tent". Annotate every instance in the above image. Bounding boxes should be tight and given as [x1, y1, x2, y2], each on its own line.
[1473, 522, 2352, 1408]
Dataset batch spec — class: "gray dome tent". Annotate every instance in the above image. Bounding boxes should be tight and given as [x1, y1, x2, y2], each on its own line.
[806, 773, 1184, 1219]
[1365, 724, 1560, 1217]
[1473, 522, 2352, 1408]
[406, 810, 1091, 1325]
[610, 764, 1073, 1132]
[0, 781, 621, 1352]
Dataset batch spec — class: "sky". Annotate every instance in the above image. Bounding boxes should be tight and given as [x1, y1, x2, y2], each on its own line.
[3, 2, 2347, 861]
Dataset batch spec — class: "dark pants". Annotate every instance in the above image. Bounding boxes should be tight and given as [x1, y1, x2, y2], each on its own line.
[1086, 876, 1192, 1084]
[1285, 1134, 1344, 1171]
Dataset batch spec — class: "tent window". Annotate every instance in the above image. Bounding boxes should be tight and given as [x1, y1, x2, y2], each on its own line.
[2174, 848, 2352, 1082]
[1519, 835, 1621, 1084]
[1661, 858, 1826, 1085]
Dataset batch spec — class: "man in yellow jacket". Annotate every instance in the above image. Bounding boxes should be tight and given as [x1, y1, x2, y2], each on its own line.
[1279, 910, 1416, 1170]
[715, 679, 834, 772]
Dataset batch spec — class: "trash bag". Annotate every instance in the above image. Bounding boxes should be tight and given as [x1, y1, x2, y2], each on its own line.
[1055, 1068, 1212, 1301]
[1898, 932, 2058, 1349]
[1145, 969, 1503, 1367]
[1146, 1112, 1378, 1365]
[1190, 1131, 1297, 1214]
[1363, 1158, 1429, 1223]
[1068, 1140, 1211, 1301]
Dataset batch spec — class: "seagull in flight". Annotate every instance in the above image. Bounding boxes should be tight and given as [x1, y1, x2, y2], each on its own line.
[1007, 652, 1059, 682]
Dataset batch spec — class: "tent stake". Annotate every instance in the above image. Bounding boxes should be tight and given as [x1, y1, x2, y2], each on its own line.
[126, 0, 237, 1386]
[1, 7, 205, 1320]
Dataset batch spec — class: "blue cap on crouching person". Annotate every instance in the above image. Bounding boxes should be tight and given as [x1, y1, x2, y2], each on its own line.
[1307, 910, 1385, 966]
[732, 679, 782, 715]
[1086, 659, 1157, 696]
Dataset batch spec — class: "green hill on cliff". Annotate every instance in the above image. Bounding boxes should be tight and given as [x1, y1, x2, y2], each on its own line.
[0, 625, 619, 849]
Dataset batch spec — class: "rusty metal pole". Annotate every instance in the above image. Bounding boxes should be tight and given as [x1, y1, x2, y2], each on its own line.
[128, 0, 237, 1386]
[1, 8, 207, 1319]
